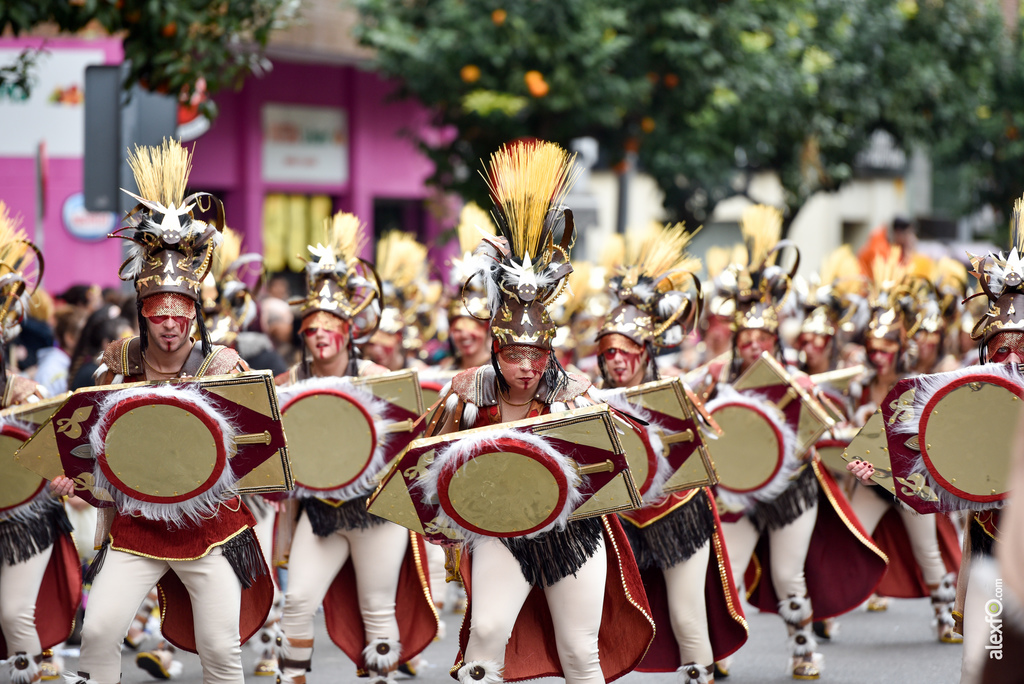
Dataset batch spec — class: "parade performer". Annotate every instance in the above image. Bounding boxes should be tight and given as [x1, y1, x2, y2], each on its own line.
[440, 203, 496, 373]
[275, 211, 437, 684]
[595, 222, 747, 684]
[424, 140, 655, 684]
[698, 205, 887, 681]
[363, 231, 431, 372]
[845, 253, 960, 636]
[51, 140, 273, 684]
[0, 202, 81, 684]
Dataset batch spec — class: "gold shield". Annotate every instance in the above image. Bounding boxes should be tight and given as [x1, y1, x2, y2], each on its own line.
[707, 403, 784, 492]
[842, 407, 896, 494]
[282, 391, 376, 490]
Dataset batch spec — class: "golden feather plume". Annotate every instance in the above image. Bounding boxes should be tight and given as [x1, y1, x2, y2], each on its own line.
[484, 141, 579, 259]
[376, 231, 428, 290]
[740, 204, 783, 268]
[562, 261, 592, 313]
[212, 227, 242, 281]
[935, 256, 968, 296]
[127, 138, 192, 207]
[871, 247, 905, 294]
[456, 202, 495, 255]
[0, 201, 34, 284]
[600, 234, 625, 272]
[323, 212, 367, 264]
[1013, 194, 1024, 255]
[627, 222, 702, 289]
[820, 245, 864, 296]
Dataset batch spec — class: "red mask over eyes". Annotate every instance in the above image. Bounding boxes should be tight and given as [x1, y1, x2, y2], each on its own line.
[988, 332, 1024, 363]
[498, 344, 550, 374]
[146, 315, 190, 334]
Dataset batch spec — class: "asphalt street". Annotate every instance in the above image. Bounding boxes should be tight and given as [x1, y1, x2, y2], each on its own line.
[58, 594, 962, 684]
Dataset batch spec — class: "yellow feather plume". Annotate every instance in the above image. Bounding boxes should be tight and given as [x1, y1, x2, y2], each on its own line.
[212, 227, 242, 280]
[740, 204, 783, 268]
[376, 231, 428, 291]
[600, 234, 625, 272]
[0, 201, 34, 284]
[871, 247, 905, 295]
[322, 211, 367, 265]
[484, 141, 579, 259]
[820, 245, 864, 297]
[626, 222, 702, 290]
[705, 244, 748, 280]
[1013, 194, 1024, 255]
[126, 138, 192, 207]
[456, 202, 496, 255]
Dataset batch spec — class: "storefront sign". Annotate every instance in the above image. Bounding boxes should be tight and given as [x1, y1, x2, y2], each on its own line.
[62, 192, 117, 242]
[261, 103, 348, 185]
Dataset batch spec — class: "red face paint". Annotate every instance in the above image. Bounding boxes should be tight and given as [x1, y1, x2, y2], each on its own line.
[602, 347, 642, 386]
[497, 345, 550, 390]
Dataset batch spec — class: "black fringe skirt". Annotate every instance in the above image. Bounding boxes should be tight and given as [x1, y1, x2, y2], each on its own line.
[971, 515, 996, 558]
[750, 465, 819, 532]
[304, 495, 384, 537]
[500, 517, 605, 588]
[0, 498, 73, 566]
[621, 491, 716, 570]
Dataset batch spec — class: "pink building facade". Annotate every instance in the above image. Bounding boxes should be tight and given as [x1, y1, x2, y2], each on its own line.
[0, 36, 448, 295]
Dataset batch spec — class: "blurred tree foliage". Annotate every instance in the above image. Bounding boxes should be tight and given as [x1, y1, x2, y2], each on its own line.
[355, 0, 1005, 225]
[0, 0, 296, 112]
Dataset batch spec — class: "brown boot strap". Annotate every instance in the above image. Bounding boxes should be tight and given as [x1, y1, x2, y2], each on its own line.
[287, 637, 315, 649]
[280, 658, 312, 672]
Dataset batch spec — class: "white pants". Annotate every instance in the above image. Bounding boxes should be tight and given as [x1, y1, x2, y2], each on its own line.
[850, 484, 946, 586]
[79, 547, 243, 684]
[663, 541, 713, 666]
[279, 513, 408, 664]
[425, 542, 448, 607]
[0, 544, 53, 656]
[960, 558, 1000, 684]
[722, 503, 818, 600]
[465, 535, 607, 684]
[249, 502, 281, 609]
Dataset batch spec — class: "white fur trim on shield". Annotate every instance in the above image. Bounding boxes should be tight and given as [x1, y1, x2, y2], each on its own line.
[88, 384, 238, 527]
[414, 427, 584, 547]
[277, 376, 396, 501]
[590, 387, 674, 505]
[706, 385, 799, 513]
[889, 363, 1017, 511]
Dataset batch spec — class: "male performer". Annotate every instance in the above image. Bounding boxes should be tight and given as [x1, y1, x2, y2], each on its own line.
[52, 141, 272, 684]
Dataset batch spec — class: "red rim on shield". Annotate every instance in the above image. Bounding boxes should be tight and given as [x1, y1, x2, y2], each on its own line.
[97, 395, 228, 505]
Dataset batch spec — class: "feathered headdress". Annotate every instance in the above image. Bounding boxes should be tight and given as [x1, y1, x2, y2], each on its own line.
[447, 202, 496, 322]
[864, 248, 920, 345]
[0, 202, 42, 343]
[112, 139, 224, 303]
[598, 222, 703, 350]
[799, 245, 866, 337]
[470, 140, 580, 350]
[968, 194, 1024, 355]
[295, 211, 382, 342]
[201, 227, 264, 344]
[715, 204, 798, 334]
[374, 230, 429, 345]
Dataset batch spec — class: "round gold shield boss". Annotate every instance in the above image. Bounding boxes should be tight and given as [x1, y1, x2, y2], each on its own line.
[102, 400, 225, 503]
[282, 390, 377, 491]
[920, 378, 1017, 502]
[707, 403, 784, 493]
[439, 441, 567, 536]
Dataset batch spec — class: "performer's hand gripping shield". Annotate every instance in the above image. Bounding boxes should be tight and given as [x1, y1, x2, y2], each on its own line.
[368, 403, 641, 544]
[15, 370, 291, 520]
